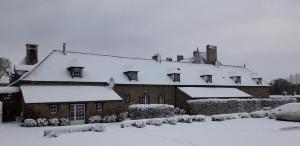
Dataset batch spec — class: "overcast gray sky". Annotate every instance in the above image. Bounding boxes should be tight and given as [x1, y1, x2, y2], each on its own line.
[0, 0, 299, 82]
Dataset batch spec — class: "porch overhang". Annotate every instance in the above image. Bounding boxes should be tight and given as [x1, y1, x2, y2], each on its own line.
[178, 87, 252, 98]
[20, 85, 122, 103]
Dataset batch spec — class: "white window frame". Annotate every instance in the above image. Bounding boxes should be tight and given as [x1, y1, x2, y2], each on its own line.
[96, 102, 103, 112]
[158, 96, 166, 104]
[139, 96, 149, 104]
[72, 68, 82, 78]
[49, 105, 58, 114]
[201, 75, 213, 83]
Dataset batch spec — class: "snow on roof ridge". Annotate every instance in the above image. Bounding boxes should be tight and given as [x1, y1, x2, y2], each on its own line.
[53, 50, 248, 68]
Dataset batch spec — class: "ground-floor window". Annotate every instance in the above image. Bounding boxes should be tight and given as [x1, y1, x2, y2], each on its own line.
[158, 96, 166, 104]
[139, 95, 149, 104]
[124, 94, 131, 103]
[96, 102, 103, 112]
[49, 104, 58, 114]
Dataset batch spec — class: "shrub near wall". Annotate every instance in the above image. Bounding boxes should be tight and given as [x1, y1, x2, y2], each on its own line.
[129, 104, 175, 120]
[187, 98, 296, 115]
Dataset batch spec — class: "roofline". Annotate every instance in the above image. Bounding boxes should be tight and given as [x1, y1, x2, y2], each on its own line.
[53, 50, 248, 68]
[19, 80, 270, 87]
[8, 51, 57, 86]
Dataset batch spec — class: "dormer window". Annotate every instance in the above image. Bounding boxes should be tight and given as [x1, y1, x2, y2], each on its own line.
[201, 75, 212, 83]
[124, 71, 138, 81]
[231, 76, 241, 84]
[168, 73, 180, 82]
[252, 78, 263, 85]
[67, 67, 84, 78]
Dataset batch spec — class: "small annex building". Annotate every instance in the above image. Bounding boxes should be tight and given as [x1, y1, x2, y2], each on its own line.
[5, 44, 269, 124]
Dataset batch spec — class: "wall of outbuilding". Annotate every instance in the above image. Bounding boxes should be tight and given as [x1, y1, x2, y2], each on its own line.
[113, 85, 176, 109]
[23, 101, 123, 123]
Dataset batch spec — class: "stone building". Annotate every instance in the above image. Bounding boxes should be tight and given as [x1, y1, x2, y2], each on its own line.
[3, 44, 269, 124]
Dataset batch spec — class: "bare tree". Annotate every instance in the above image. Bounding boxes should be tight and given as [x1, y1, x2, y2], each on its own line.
[0, 57, 11, 79]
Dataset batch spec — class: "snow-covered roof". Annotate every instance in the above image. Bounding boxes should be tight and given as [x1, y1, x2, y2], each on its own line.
[20, 50, 269, 86]
[0, 87, 20, 94]
[178, 87, 252, 98]
[14, 65, 35, 71]
[20, 85, 122, 103]
[270, 95, 300, 98]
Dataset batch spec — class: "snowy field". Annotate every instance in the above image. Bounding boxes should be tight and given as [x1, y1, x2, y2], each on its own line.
[1, 118, 300, 146]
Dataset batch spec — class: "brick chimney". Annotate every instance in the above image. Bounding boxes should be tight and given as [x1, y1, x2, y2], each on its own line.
[177, 55, 184, 62]
[26, 44, 38, 65]
[206, 45, 217, 64]
[152, 53, 161, 63]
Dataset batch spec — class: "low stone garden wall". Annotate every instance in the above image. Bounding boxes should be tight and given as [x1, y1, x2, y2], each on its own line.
[187, 98, 296, 115]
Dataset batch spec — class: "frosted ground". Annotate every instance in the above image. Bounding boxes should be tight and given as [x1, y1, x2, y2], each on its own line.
[1, 118, 300, 146]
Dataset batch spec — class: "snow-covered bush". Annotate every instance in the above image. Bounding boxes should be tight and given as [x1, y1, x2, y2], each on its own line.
[60, 118, 70, 126]
[44, 124, 105, 138]
[129, 104, 175, 120]
[174, 107, 186, 115]
[187, 98, 296, 115]
[191, 115, 206, 122]
[102, 115, 117, 123]
[37, 118, 49, 127]
[117, 112, 128, 122]
[23, 119, 37, 127]
[91, 125, 106, 132]
[164, 118, 177, 125]
[177, 116, 193, 123]
[250, 110, 269, 118]
[224, 114, 239, 120]
[88, 115, 102, 123]
[49, 118, 60, 126]
[146, 119, 163, 126]
[211, 115, 226, 121]
[132, 121, 146, 128]
[238, 113, 250, 118]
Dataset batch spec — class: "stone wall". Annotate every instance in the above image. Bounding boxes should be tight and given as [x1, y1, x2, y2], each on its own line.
[113, 85, 176, 108]
[187, 98, 296, 115]
[237, 86, 269, 98]
[24, 101, 123, 123]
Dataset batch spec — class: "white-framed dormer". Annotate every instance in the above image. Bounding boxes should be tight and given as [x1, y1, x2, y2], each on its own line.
[250, 73, 263, 85]
[124, 71, 138, 81]
[168, 73, 180, 82]
[167, 67, 181, 82]
[252, 77, 263, 85]
[200, 75, 213, 83]
[67, 58, 84, 78]
[230, 76, 241, 84]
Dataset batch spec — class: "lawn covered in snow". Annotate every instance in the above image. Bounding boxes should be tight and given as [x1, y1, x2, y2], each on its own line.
[1, 118, 300, 146]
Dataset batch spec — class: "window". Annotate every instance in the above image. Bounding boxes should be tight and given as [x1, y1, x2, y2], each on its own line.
[253, 78, 262, 85]
[158, 96, 166, 104]
[124, 71, 138, 81]
[68, 67, 84, 78]
[96, 102, 103, 112]
[201, 75, 212, 83]
[139, 95, 149, 104]
[168, 73, 180, 82]
[72, 68, 82, 78]
[124, 94, 131, 103]
[231, 76, 241, 84]
[49, 105, 58, 114]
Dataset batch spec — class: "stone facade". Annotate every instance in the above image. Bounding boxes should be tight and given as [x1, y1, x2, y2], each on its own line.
[237, 86, 269, 98]
[20, 84, 269, 123]
[113, 85, 176, 109]
[24, 100, 123, 123]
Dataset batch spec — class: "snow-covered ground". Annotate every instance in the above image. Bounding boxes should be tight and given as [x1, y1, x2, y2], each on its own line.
[1, 118, 300, 146]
